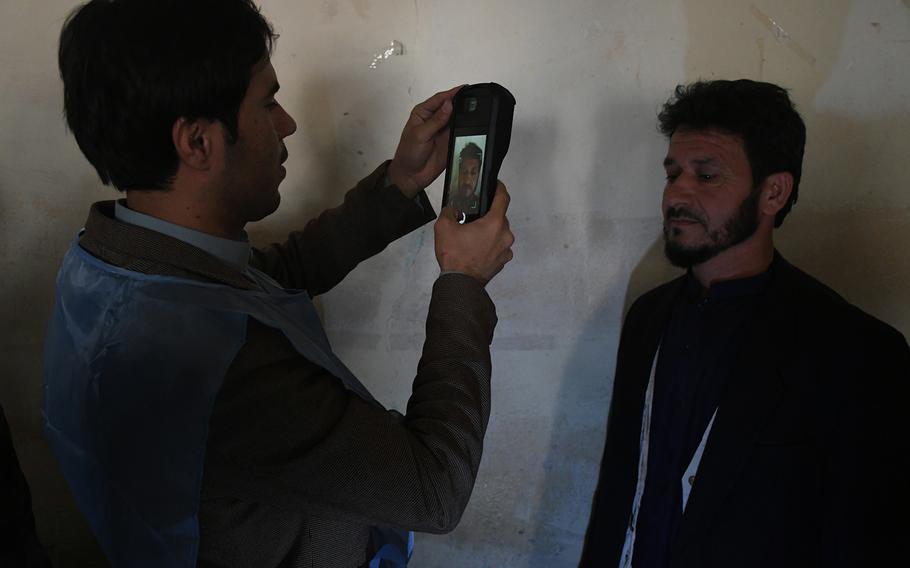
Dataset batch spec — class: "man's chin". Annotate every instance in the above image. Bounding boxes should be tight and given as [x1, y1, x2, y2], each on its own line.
[663, 238, 718, 268]
[248, 192, 281, 223]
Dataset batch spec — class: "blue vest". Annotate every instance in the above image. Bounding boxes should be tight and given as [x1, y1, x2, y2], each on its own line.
[43, 240, 412, 567]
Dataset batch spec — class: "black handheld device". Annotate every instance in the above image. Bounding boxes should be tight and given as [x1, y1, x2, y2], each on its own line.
[442, 83, 515, 223]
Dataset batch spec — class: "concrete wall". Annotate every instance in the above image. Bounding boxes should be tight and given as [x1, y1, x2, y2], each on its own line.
[1, 0, 907, 565]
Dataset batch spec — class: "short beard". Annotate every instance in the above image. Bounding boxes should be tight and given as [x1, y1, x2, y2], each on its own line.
[663, 188, 761, 268]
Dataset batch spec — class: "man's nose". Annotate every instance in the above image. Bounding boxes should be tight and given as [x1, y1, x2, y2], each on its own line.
[663, 173, 696, 208]
[279, 105, 297, 138]
[662, 174, 695, 213]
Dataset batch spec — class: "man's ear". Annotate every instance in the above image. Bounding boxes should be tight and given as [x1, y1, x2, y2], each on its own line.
[759, 172, 794, 218]
[171, 117, 222, 171]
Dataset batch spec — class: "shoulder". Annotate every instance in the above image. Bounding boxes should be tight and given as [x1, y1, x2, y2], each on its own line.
[779, 260, 904, 344]
[773, 259, 909, 372]
[54, 243, 249, 357]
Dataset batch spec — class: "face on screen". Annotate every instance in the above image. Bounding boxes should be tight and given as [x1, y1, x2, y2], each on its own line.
[450, 135, 486, 213]
[458, 157, 480, 197]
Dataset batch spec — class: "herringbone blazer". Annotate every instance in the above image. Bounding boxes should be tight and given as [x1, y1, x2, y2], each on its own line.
[78, 162, 498, 568]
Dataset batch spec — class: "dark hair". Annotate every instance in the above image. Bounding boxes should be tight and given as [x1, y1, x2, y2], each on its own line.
[59, 0, 276, 191]
[460, 142, 483, 162]
[657, 80, 806, 227]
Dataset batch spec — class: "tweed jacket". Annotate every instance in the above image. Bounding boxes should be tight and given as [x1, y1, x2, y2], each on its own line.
[77, 162, 498, 567]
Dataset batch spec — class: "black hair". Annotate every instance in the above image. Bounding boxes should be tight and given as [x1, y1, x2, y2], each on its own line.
[657, 79, 806, 227]
[459, 142, 483, 162]
[59, 0, 277, 191]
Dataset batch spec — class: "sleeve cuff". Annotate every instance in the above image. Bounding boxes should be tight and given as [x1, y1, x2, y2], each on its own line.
[374, 161, 436, 220]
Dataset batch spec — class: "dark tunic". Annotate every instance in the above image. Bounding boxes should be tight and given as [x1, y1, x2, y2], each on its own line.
[632, 265, 772, 568]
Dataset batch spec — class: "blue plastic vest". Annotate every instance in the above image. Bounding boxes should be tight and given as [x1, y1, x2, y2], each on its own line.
[43, 240, 412, 567]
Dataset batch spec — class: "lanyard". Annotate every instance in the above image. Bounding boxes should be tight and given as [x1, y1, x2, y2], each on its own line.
[618, 344, 718, 568]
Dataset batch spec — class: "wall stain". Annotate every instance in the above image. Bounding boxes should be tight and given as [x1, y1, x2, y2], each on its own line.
[321, 0, 339, 20]
[680, 0, 849, 94]
[349, 0, 370, 20]
[603, 31, 627, 63]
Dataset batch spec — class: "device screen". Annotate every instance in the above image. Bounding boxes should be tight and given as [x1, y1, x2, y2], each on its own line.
[448, 133, 488, 215]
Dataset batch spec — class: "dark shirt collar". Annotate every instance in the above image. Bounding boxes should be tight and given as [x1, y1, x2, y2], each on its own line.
[683, 255, 778, 302]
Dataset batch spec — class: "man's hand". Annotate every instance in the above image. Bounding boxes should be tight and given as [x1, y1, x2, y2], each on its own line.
[388, 86, 461, 199]
[434, 182, 515, 285]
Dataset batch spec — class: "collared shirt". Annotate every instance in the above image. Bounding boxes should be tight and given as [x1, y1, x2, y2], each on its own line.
[114, 200, 284, 292]
[632, 264, 773, 568]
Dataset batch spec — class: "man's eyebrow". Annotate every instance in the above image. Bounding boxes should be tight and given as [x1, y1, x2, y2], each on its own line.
[663, 156, 721, 168]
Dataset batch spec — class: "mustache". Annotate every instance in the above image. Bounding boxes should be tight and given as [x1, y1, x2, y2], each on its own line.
[664, 206, 705, 225]
[280, 147, 288, 164]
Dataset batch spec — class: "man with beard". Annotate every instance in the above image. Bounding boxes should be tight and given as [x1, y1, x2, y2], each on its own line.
[451, 142, 482, 213]
[580, 80, 909, 568]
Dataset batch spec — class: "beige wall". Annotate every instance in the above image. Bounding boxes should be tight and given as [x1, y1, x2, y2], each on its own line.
[1, 1, 907, 565]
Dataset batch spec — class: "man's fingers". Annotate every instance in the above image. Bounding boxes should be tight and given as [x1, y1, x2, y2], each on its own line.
[413, 98, 453, 142]
[427, 127, 451, 168]
[414, 85, 463, 118]
[437, 205, 459, 223]
[410, 86, 461, 139]
[487, 182, 511, 217]
[434, 183, 514, 284]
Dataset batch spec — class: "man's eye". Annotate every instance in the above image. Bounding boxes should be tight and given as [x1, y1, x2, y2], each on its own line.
[665, 174, 678, 182]
[699, 174, 716, 181]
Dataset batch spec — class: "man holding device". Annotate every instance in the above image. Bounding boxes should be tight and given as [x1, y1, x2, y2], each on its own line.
[43, 0, 514, 566]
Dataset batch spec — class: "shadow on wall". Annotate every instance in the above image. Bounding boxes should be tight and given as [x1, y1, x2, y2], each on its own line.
[412, 111, 572, 567]
[2, 171, 113, 567]
[526, 90, 679, 565]
[289, 74, 347, 211]
[621, 238, 681, 317]
[778, 111, 910, 335]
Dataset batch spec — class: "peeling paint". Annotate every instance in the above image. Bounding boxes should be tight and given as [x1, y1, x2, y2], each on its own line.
[369, 40, 404, 69]
[749, 4, 817, 66]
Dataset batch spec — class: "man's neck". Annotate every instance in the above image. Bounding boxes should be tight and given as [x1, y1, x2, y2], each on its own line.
[691, 235, 775, 290]
[125, 190, 244, 241]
